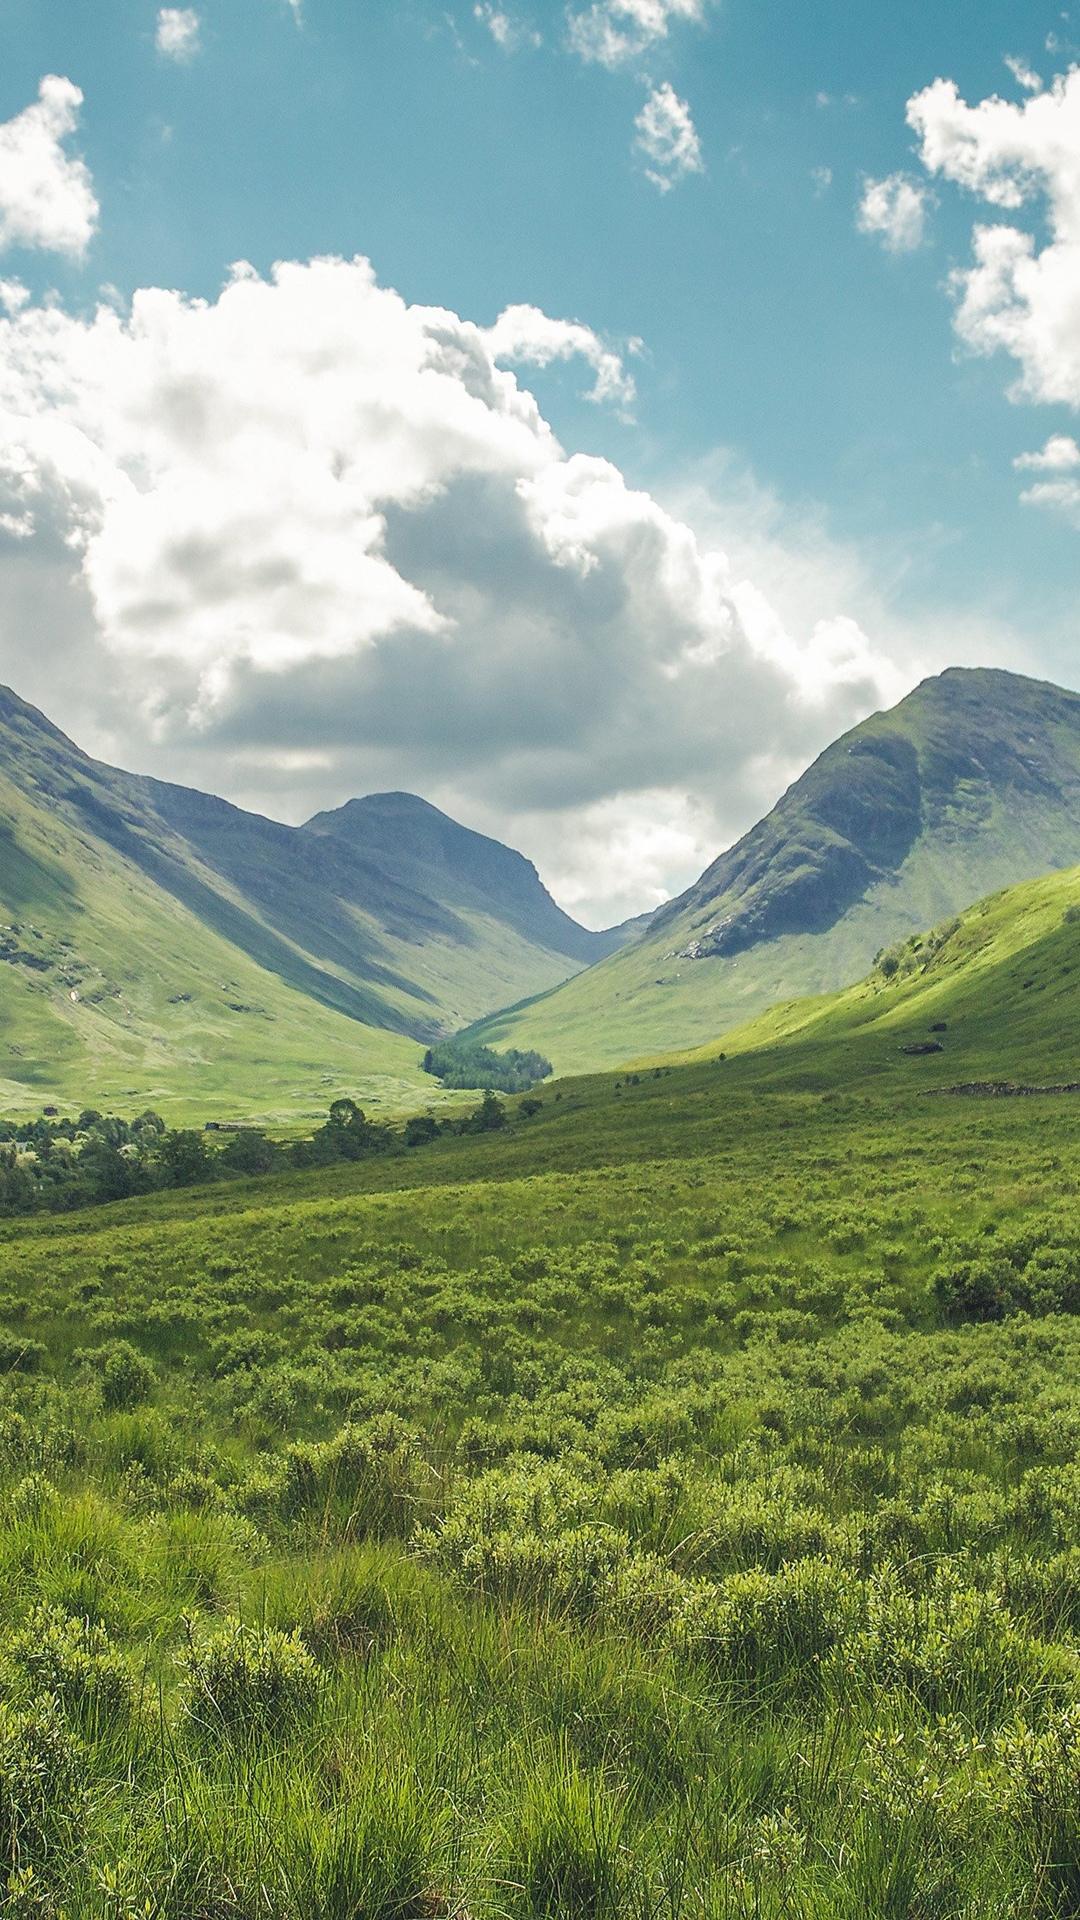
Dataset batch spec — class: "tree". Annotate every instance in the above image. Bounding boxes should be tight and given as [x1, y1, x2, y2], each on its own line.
[219, 1130, 280, 1176]
[468, 1090, 507, 1133]
[78, 1140, 136, 1205]
[309, 1100, 391, 1165]
[159, 1129, 213, 1187]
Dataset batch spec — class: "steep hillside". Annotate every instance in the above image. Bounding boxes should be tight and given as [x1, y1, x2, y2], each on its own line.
[0, 756, 425, 1124]
[472, 668, 1080, 1070]
[0, 687, 610, 1117]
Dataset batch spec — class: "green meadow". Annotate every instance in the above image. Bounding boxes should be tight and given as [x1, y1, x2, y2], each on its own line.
[3, 856, 1080, 1920]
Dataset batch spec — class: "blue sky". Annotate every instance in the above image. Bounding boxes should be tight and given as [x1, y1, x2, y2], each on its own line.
[0, 0, 1077, 919]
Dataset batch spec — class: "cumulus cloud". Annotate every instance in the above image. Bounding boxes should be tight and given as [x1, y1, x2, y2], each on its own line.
[1015, 433, 1080, 471]
[908, 67, 1080, 409]
[156, 8, 202, 61]
[566, 0, 705, 69]
[485, 305, 637, 407]
[634, 83, 703, 191]
[856, 172, 930, 252]
[0, 76, 98, 259]
[0, 254, 903, 920]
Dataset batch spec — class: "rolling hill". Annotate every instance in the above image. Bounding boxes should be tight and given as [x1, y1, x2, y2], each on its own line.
[683, 855, 1080, 1094]
[0, 686, 618, 1119]
[470, 667, 1080, 1071]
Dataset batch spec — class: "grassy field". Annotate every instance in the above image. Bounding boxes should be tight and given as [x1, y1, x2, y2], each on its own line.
[2, 913, 1080, 1920]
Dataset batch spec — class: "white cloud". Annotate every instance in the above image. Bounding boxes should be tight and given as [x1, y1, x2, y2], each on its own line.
[0, 76, 98, 259]
[811, 165, 833, 196]
[474, 4, 541, 50]
[156, 8, 202, 61]
[1015, 433, 1080, 470]
[1014, 432, 1080, 530]
[485, 304, 637, 407]
[856, 172, 930, 253]
[634, 83, 703, 192]
[1019, 476, 1080, 525]
[908, 68, 1080, 408]
[1004, 53, 1043, 93]
[566, 0, 705, 69]
[0, 254, 905, 919]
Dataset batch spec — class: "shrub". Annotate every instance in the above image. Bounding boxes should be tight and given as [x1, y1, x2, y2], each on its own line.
[0, 1697, 86, 1867]
[279, 1417, 428, 1538]
[4, 1605, 136, 1728]
[999, 1705, 1080, 1911]
[670, 1558, 850, 1687]
[83, 1339, 158, 1409]
[0, 1334, 47, 1374]
[180, 1619, 322, 1737]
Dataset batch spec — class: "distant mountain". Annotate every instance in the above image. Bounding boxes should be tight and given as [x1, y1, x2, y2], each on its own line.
[0, 686, 616, 1118]
[306, 791, 625, 966]
[470, 668, 1080, 1071]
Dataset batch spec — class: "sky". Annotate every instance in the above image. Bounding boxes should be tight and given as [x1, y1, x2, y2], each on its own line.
[0, 0, 1077, 924]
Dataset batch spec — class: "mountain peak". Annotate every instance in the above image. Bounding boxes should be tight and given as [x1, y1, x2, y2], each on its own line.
[306, 789, 618, 963]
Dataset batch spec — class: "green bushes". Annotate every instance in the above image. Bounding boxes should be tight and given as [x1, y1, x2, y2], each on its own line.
[671, 1558, 850, 1687]
[931, 1226, 1080, 1320]
[180, 1619, 322, 1736]
[4, 1605, 136, 1727]
[0, 1696, 86, 1867]
[83, 1338, 158, 1409]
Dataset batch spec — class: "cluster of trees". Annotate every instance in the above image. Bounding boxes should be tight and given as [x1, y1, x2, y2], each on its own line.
[422, 1039, 552, 1093]
[0, 1089, 522, 1220]
[0, 1108, 169, 1214]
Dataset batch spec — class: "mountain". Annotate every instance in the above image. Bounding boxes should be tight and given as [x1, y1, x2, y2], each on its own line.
[470, 667, 1080, 1071]
[0, 686, 614, 1119]
[306, 792, 624, 966]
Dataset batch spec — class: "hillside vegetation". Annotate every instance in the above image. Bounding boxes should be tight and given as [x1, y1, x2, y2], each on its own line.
[0, 688, 618, 1120]
[473, 667, 1080, 1071]
[2, 860, 1080, 1915]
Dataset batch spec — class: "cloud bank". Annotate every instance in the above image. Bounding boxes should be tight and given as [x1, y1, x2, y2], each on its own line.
[0, 253, 904, 922]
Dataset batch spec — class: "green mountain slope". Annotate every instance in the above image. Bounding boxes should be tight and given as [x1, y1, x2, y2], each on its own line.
[0, 688, 612, 1118]
[472, 667, 1080, 1071]
[694, 856, 1080, 1093]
